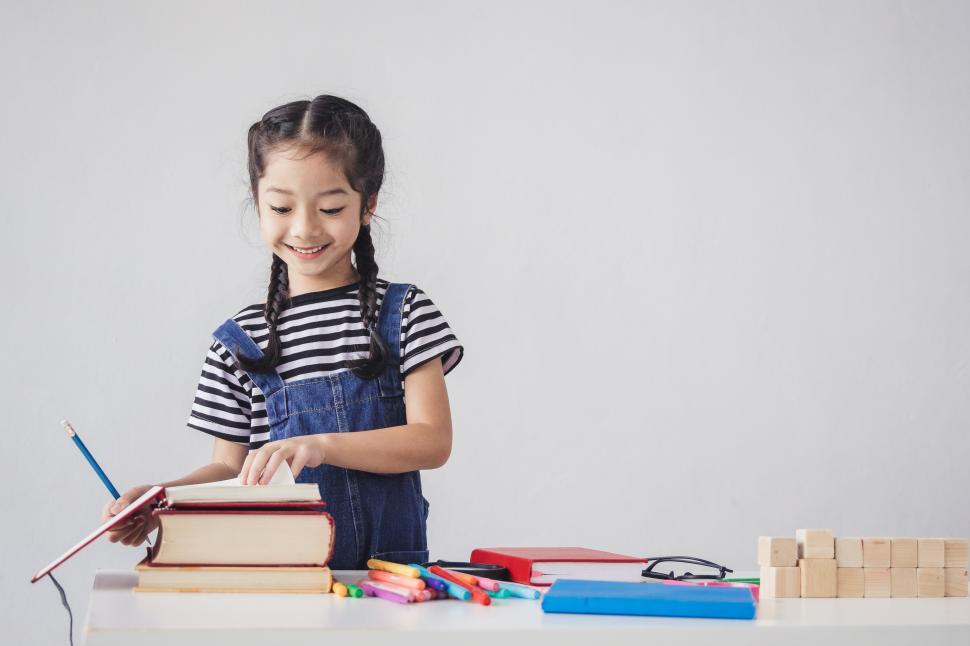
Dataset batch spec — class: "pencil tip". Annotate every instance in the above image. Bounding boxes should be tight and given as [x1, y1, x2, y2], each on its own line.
[62, 420, 75, 436]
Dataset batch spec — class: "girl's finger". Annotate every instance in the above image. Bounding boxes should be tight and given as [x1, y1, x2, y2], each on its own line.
[260, 449, 288, 485]
[249, 448, 272, 485]
[239, 452, 255, 485]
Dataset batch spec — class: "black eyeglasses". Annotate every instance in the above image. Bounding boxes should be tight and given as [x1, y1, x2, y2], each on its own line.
[641, 556, 733, 581]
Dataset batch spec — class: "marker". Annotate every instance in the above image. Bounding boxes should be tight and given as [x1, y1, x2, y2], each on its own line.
[473, 577, 501, 592]
[483, 577, 541, 600]
[63, 420, 121, 499]
[346, 584, 364, 598]
[485, 588, 512, 598]
[367, 558, 421, 578]
[368, 569, 426, 590]
[358, 580, 412, 604]
[332, 580, 348, 597]
[429, 565, 491, 606]
[409, 564, 471, 600]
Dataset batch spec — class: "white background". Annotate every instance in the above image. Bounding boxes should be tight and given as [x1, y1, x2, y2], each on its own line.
[2, 1, 968, 643]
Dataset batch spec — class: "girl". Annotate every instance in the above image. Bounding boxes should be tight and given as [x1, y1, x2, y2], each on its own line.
[100, 95, 463, 569]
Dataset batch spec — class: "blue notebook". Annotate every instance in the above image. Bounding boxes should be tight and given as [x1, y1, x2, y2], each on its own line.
[541, 579, 756, 620]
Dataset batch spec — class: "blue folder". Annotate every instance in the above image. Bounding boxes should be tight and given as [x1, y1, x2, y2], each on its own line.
[541, 579, 756, 620]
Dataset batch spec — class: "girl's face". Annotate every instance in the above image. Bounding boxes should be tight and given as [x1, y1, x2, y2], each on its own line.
[257, 146, 375, 296]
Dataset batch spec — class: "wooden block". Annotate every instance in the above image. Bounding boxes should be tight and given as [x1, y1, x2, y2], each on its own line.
[864, 567, 891, 598]
[918, 539, 946, 567]
[890, 567, 917, 598]
[836, 567, 864, 597]
[758, 536, 797, 567]
[835, 538, 863, 567]
[945, 568, 968, 597]
[799, 558, 837, 597]
[862, 538, 891, 567]
[890, 538, 918, 568]
[760, 566, 801, 598]
[917, 568, 945, 597]
[796, 529, 834, 559]
[944, 538, 969, 568]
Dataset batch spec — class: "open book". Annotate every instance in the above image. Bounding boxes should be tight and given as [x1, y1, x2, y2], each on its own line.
[163, 463, 321, 505]
[31, 463, 323, 582]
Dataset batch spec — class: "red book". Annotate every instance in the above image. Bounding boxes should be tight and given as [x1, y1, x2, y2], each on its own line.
[470, 547, 648, 586]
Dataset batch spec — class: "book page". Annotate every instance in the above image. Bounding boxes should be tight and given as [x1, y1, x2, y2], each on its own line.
[167, 460, 295, 492]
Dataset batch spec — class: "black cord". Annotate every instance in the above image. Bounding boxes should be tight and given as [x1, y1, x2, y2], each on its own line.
[48, 572, 74, 646]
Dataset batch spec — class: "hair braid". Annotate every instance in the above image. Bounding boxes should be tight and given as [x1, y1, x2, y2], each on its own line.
[237, 254, 290, 372]
[349, 220, 389, 379]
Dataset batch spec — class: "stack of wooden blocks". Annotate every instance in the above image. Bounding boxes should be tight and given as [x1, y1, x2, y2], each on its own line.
[758, 529, 969, 598]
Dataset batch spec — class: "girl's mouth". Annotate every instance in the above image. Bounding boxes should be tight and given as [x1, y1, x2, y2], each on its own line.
[285, 243, 329, 259]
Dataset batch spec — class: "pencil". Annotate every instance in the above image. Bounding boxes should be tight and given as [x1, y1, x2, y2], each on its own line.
[62, 420, 120, 498]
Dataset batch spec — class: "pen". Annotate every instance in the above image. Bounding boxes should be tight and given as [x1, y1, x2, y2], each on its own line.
[62, 420, 120, 499]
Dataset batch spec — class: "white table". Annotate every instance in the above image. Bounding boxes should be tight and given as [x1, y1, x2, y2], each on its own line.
[83, 569, 970, 646]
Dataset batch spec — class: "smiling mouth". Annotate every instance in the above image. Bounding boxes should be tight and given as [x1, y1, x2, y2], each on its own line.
[285, 243, 329, 255]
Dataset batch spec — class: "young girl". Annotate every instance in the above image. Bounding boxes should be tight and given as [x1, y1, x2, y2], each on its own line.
[100, 95, 463, 569]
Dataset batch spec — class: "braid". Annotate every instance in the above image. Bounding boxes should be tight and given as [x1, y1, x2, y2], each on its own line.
[238, 254, 290, 372]
[349, 220, 389, 379]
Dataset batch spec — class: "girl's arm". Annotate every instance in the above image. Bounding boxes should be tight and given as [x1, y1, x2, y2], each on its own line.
[240, 356, 453, 482]
[157, 438, 249, 487]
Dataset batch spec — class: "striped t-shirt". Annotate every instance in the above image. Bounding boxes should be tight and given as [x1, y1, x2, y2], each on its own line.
[187, 278, 463, 449]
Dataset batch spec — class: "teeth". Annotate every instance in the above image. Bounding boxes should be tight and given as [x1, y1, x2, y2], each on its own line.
[289, 244, 325, 253]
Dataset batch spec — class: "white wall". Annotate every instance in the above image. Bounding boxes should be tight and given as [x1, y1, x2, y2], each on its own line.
[2, 1, 968, 643]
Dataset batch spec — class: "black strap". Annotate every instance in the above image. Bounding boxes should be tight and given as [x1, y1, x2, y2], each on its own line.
[48, 572, 73, 646]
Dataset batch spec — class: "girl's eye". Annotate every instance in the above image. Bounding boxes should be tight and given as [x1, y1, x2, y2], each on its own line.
[269, 206, 343, 216]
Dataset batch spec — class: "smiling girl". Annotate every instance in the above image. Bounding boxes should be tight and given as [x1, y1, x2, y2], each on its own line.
[100, 95, 463, 569]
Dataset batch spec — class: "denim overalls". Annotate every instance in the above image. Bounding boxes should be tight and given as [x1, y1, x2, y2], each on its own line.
[211, 282, 430, 570]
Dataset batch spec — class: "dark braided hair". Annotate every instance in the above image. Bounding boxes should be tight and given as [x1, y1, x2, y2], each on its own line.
[238, 95, 389, 379]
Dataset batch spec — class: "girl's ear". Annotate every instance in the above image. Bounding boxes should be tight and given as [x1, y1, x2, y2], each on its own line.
[363, 195, 378, 225]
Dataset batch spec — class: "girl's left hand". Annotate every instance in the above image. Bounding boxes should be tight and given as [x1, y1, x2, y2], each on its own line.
[238, 435, 327, 485]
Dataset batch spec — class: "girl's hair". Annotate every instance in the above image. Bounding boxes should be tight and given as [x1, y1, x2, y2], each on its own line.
[238, 95, 389, 380]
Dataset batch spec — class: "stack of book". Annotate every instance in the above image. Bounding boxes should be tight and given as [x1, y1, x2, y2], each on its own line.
[134, 466, 335, 594]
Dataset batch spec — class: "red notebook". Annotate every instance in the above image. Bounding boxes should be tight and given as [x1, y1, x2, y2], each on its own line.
[30, 486, 327, 582]
[470, 547, 649, 586]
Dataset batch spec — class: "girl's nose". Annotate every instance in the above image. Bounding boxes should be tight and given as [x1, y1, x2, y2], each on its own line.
[290, 207, 322, 238]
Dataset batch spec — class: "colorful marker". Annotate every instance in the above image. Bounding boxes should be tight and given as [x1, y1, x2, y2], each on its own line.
[409, 564, 471, 600]
[367, 558, 421, 578]
[483, 577, 541, 600]
[332, 580, 348, 597]
[368, 569, 426, 590]
[346, 583, 364, 598]
[485, 588, 512, 598]
[358, 580, 411, 604]
[429, 566, 491, 606]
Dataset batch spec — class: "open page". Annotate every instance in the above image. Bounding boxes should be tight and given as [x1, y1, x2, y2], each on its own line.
[164, 462, 321, 503]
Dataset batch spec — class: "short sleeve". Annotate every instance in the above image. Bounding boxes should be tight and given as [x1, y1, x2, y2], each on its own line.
[186, 340, 254, 445]
[400, 286, 464, 378]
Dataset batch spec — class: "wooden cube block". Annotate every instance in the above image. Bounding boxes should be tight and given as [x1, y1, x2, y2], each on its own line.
[796, 529, 834, 559]
[759, 536, 797, 567]
[945, 568, 968, 597]
[862, 538, 891, 567]
[919, 539, 946, 567]
[835, 538, 863, 567]
[890, 567, 917, 597]
[836, 567, 864, 597]
[891, 538, 918, 568]
[799, 558, 837, 597]
[917, 568, 945, 597]
[944, 538, 969, 568]
[760, 566, 801, 598]
[864, 567, 891, 598]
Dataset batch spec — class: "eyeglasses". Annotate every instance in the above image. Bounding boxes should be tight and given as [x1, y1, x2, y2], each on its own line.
[641, 556, 733, 581]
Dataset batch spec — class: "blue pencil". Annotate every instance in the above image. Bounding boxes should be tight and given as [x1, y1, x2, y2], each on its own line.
[62, 420, 121, 499]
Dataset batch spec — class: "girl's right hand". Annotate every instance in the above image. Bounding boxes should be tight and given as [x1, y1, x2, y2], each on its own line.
[101, 484, 160, 546]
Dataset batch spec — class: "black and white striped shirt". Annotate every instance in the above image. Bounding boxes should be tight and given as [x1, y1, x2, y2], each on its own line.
[187, 279, 463, 448]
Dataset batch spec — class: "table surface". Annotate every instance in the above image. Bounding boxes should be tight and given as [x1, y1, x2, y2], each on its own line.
[83, 569, 970, 646]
